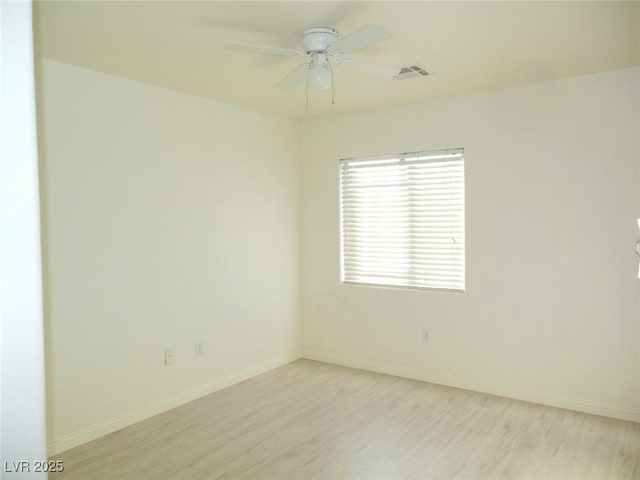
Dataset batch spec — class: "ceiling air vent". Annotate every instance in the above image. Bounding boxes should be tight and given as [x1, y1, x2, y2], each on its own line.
[394, 65, 429, 80]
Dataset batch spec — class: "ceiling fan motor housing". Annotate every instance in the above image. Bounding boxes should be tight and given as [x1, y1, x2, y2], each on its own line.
[302, 27, 338, 53]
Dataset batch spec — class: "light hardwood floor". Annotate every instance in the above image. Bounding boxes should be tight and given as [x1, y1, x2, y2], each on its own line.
[50, 359, 639, 479]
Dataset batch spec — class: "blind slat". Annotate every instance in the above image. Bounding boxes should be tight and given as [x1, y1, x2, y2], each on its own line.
[340, 149, 465, 291]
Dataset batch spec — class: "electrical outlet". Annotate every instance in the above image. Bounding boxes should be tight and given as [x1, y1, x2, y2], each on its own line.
[164, 349, 174, 365]
[195, 341, 204, 357]
[421, 329, 430, 343]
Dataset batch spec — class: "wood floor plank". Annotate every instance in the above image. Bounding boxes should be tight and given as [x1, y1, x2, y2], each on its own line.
[49, 359, 640, 480]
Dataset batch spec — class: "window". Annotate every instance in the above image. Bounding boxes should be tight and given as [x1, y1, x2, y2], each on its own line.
[339, 148, 465, 291]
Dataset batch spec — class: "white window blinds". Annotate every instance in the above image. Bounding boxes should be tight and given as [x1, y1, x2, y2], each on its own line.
[339, 149, 465, 291]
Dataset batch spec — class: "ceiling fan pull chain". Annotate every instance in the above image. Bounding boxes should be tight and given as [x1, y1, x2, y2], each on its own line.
[329, 60, 335, 107]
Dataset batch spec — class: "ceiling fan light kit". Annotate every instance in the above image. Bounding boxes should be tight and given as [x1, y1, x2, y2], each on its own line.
[307, 61, 332, 91]
[224, 24, 401, 94]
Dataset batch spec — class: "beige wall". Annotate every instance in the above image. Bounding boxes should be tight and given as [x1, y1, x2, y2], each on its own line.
[39, 59, 640, 456]
[300, 68, 640, 421]
[38, 59, 301, 453]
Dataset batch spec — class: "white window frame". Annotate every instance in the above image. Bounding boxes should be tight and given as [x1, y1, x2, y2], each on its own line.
[339, 148, 465, 292]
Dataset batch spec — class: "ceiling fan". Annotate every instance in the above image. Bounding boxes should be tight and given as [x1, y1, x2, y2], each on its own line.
[224, 25, 400, 91]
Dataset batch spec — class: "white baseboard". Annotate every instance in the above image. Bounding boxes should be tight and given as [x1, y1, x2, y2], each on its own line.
[47, 352, 300, 456]
[303, 350, 640, 423]
[48, 350, 638, 456]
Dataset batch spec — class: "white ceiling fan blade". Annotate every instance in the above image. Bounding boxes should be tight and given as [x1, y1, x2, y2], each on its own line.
[224, 42, 305, 58]
[334, 58, 400, 77]
[329, 24, 392, 54]
[277, 63, 310, 89]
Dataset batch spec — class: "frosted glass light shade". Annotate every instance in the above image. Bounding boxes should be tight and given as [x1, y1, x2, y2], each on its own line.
[308, 63, 331, 91]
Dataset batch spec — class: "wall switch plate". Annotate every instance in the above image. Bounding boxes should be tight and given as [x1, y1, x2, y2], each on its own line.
[164, 349, 174, 365]
[195, 341, 204, 357]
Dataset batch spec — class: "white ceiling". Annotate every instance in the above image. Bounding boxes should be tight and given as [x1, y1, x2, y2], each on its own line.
[34, 1, 639, 119]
